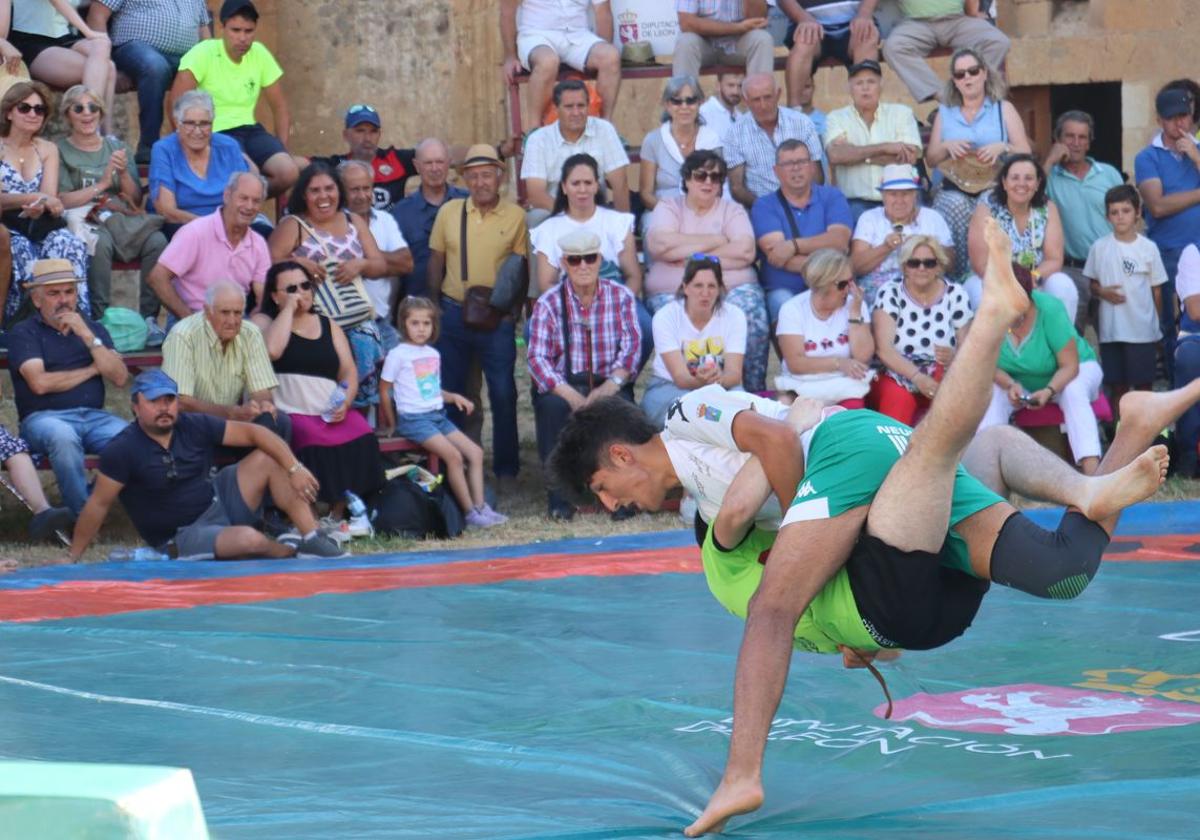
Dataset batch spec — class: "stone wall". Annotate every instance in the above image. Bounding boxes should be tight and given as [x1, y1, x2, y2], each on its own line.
[109, 0, 1198, 179]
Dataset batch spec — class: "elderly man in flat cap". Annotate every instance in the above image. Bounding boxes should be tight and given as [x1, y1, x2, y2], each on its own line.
[427, 144, 528, 492]
[527, 227, 641, 520]
[5, 259, 130, 514]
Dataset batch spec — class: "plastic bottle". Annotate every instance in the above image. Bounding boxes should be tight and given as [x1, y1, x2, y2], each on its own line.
[344, 490, 374, 538]
[109, 547, 169, 562]
[321, 381, 349, 423]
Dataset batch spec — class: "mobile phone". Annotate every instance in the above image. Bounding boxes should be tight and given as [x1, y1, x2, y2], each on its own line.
[1018, 393, 1034, 406]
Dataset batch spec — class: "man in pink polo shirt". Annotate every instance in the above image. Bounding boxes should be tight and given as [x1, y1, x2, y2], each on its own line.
[147, 172, 271, 319]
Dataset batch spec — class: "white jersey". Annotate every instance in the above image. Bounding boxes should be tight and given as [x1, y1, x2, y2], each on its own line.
[660, 385, 821, 531]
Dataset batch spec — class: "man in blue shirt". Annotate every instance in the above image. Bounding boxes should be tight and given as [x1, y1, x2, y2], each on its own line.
[389, 138, 468, 301]
[1135, 85, 1200, 376]
[67, 370, 347, 561]
[7, 261, 130, 514]
[750, 140, 853, 323]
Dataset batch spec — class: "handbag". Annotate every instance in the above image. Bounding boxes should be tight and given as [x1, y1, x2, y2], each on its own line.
[936, 101, 1008, 195]
[2, 207, 66, 242]
[87, 194, 164, 261]
[458, 201, 505, 331]
[294, 214, 374, 329]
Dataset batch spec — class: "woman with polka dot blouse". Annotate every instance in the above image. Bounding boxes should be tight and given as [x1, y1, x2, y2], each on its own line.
[870, 235, 972, 424]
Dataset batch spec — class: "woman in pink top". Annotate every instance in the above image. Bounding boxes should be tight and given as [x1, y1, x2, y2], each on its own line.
[644, 150, 767, 391]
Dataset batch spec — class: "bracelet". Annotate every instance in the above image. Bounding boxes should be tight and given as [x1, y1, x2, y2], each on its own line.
[848, 318, 864, 324]
[1045, 384, 1057, 398]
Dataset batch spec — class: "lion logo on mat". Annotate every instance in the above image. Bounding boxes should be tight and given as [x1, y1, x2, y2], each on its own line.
[877, 683, 1200, 736]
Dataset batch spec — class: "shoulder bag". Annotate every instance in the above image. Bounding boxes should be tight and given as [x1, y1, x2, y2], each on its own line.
[458, 201, 505, 332]
[293, 213, 374, 329]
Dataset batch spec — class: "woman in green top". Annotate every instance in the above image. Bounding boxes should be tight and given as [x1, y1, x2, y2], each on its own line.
[56, 85, 166, 319]
[978, 284, 1104, 473]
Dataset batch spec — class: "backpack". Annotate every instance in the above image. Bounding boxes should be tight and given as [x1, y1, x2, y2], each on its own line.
[369, 476, 464, 539]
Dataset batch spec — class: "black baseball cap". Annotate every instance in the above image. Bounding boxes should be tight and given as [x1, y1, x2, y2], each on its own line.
[1156, 88, 1194, 119]
[848, 59, 883, 77]
[220, 0, 258, 23]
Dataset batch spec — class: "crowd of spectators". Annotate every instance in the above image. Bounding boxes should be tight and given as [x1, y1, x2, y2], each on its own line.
[0, 0, 1197, 554]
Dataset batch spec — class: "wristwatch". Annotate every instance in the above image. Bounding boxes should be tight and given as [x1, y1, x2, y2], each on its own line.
[288, 462, 303, 475]
[89, 336, 103, 349]
[610, 372, 627, 387]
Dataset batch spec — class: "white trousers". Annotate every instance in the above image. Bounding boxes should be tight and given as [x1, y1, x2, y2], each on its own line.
[963, 270, 1079, 324]
[977, 359, 1104, 463]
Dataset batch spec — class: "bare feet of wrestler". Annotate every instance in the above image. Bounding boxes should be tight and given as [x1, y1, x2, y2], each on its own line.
[684, 776, 763, 837]
[980, 216, 1031, 325]
[1076, 445, 1169, 522]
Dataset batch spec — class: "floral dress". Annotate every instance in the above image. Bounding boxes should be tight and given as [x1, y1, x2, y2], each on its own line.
[983, 194, 1048, 271]
[291, 210, 383, 409]
[0, 157, 91, 322]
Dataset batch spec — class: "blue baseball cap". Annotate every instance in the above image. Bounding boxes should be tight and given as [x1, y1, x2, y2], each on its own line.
[345, 103, 381, 128]
[131, 369, 179, 401]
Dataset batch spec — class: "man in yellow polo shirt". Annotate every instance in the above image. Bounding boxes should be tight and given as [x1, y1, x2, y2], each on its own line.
[170, 0, 303, 196]
[428, 144, 528, 486]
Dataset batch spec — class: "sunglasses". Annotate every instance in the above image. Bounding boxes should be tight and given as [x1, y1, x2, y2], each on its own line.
[905, 258, 940, 269]
[690, 170, 724, 183]
[691, 253, 720, 264]
[70, 103, 102, 115]
[161, 452, 178, 482]
[835, 280, 851, 291]
[283, 281, 313, 293]
[669, 95, 701, 106]
[565, 253, 600, 266]
[14, 102, 47, 116]
[347, 103, 378, 114]
[952, 65, 985, 80]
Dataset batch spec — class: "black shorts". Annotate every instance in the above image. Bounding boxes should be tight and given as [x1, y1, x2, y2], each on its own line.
[1099, 341, 1158, 387]
[846, 532, 990, 651]
[220, 123, 288, 169]
[10, 30, 78, 67]
[784, 20, 866, 68]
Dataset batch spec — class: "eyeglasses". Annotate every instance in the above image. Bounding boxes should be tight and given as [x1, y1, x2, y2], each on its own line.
[347, 104, 378, 115]
[691, 253, 720, 264]
[905, 258, 940, 269]
[14, 102, 46, 116]
[181, 119, 213, 131]
[777, 158, 812, 169]
[283, 281, 313, 293]
[835, 280, 851, 291]
[565, 253, 600, 266]
[70, 103, 102, 115]
[668, 95, 701, 106]
[690, 170, 725, 183]
[161, 452, 178, 482]
[952, 65, 985, 81]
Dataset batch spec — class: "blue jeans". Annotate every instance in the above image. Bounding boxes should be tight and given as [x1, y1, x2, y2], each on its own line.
[1160, 246, 1182, 382]
[1174, 335, 1200, 476]
[766, 287, 798, 325]
[436, 299, 519, 477]
[20, 408, 129, 513]
[112, 41, 180, 156]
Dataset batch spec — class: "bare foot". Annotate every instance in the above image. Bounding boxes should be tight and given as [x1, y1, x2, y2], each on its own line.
[977, 216, 1030, 324]
[0, 559, 18, 573]
[1078, 445, 1169, 523]
[684, 776, 764, 837]
[1117, 384, 1200, 445]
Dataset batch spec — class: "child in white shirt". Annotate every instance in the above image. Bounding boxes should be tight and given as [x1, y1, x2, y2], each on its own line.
[1084, 184, 1167, 412]
[380, 298, 506, 528]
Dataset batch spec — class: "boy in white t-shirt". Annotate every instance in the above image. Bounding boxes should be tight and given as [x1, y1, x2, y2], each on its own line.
[379, 297, 506, 529]
[1084, 184, 1167, 412]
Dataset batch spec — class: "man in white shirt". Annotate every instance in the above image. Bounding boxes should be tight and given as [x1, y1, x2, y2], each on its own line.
[500, 0, 622, 126]
[699, 71, 745, 142]
[520, 79, 631, 222]
[339, 159, 412, 353]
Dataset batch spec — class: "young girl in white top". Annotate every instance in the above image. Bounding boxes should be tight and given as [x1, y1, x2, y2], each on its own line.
[379, 297, 506, 529]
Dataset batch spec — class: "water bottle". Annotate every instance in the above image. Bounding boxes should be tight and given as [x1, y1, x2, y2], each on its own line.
[109, 547, 169, 562]
[345, 490, 374, 538]
[321, 380, 349, 423]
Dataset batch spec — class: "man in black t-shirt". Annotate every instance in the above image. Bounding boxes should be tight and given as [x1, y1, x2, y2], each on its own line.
[319, 104, 419, 211]
[67, 370, 347, 561]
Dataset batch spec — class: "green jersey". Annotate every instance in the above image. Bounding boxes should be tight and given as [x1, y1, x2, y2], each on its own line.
[781, 409, 1003, 574]
[702, 525, 879, 653]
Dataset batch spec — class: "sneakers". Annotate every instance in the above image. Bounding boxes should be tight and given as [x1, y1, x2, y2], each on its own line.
[346, 513, 374, 538]
[28, 506, 74, 544]
[466, 503, 507, 529]
[295, 531, 350, 558]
